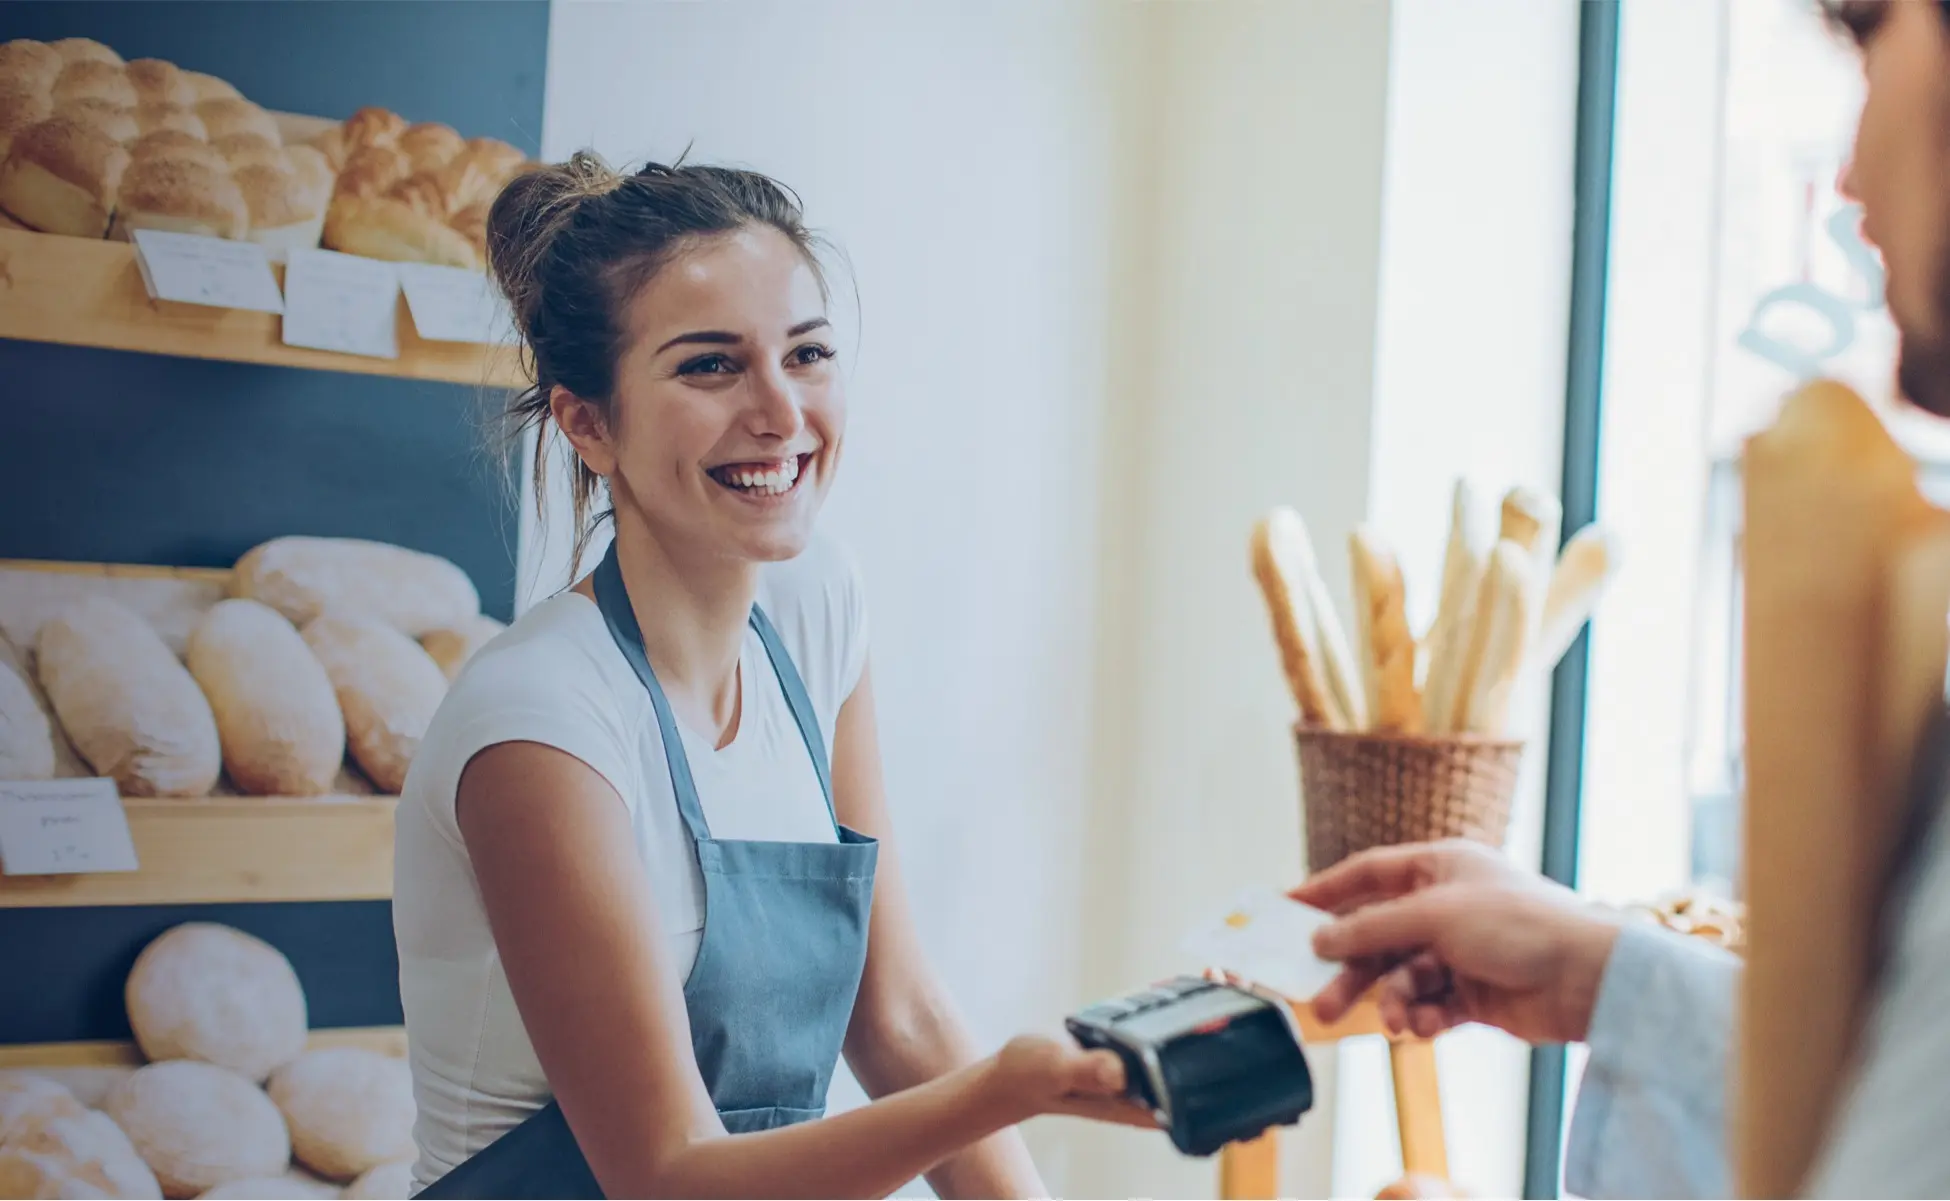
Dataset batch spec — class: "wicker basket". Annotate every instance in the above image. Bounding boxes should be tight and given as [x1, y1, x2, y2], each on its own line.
[1296, 726, 1525, 874]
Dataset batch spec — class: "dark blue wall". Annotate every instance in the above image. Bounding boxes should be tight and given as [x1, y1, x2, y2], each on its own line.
[0, 1, 550, 1043]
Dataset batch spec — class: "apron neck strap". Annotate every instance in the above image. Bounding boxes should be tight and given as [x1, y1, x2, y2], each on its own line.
[591, 542, 839, 843]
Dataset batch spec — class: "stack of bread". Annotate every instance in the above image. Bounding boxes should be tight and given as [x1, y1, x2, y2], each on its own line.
[317, 106, 529, 271]
[0, 536, 507, 799]
[0, 922, 416, 1199]
[0, 37, 335, 259]
[1251, 481, 1618, 738]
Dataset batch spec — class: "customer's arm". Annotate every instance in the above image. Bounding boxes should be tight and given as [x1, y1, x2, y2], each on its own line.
[1564, 922, 1739, 1200]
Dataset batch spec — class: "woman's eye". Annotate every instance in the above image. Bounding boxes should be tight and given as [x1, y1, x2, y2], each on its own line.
[679, 354, 737, 376]
[791, 343, 836, 367]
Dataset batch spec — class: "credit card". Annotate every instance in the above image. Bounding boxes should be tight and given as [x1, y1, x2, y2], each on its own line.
[1179, 890, 1343, 1002]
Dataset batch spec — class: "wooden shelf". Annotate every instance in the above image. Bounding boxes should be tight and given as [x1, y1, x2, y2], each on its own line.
[0, 1025, 405, 1072]
[0, 226, 522, 387]
[0, 795, 398, 909]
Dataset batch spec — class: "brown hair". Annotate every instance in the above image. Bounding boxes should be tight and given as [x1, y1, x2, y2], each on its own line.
[486, 150, 830, 573]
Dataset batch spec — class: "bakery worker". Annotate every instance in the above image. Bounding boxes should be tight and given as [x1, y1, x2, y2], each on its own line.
[1298, 4, 1950, 1197]
[391, 157, 1142, 1198]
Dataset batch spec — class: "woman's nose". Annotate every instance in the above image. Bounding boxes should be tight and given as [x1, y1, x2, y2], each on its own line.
[747, 364, 806, 439]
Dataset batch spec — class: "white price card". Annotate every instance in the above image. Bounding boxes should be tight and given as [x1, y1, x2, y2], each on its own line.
[396, 262, 518, 345]
[131, 229, 283, 313]
[281, 248, 401, 359]
[1180, 891, 1342, 1003]
[0, 777, 139, 876]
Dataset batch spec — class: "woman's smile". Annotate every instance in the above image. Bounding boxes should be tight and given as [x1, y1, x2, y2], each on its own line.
[705, 451, 816, 503]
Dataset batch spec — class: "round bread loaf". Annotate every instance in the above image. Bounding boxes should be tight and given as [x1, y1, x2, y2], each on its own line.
[233, 537, 481, 638]
[0, 629, 58, 781]
[7, 1108, 162, 1199]
[34, 595, 220, 798]
[0, 1074, 86, 1143]
[125, 923, 307, 1082]
[186, 600, 343, 796]
[266, 1049, 414, 1181]
[101, 1062, 289, 1199]
[420, 614, 506, 682]
[300, 615, 446, 794]
[195, 1169, 336, 1199]
[340, 1160, 412, 1200]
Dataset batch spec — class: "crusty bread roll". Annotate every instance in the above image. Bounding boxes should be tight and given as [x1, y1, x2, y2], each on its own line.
[6, 1107, 162, 1199]
[396, 122, 462, 173]
[52, 61, 136, 110]
[420, 614, 507, 682]
[341, 1161, 412, 1200]
[1536, 524, 1617, 669]
[338, 106, 406, 149]
[186, 600, 344, 796]
[0, 117, 130, 237]
[0, 1074, 86, 1143]
[0, 40, 63, 92]
[0, 85, 52, 159]
[232, 536, 481, 637]
[125, 923, 308, 1082]
[302, 615, 448, 794]
[193, 98, 279, 147]
[35, 596, 221, 798]
[1250, 508, 1344, 728]
[1349, 525, 1424, 734]
[101, 1062, 290, 1199]
[55, 98, 141, 145]
[266, 1049, 415, 1181]
[197, 1171, 339, 1199]
[0, 628, 58, 781]
[123, 59, 194, 108]
[50, 39, 123, 68]
[132, 103, 205, 140]
[1450, 540, 1536, 737]
[111, 156, 249, 241]
[181, 71, 237, 105]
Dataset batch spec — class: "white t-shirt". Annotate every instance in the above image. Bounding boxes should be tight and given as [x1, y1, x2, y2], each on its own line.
[392, 534, 868, 1187]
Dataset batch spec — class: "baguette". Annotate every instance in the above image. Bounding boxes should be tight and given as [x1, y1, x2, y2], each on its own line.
[1348, 526, 1423, 734]
[1498, 486, 1561, 557]
[1537, 525, 1617, 669]
[1420, 481, 1485, 731]
[1453, 542, 1536, 736]
[1251, 509, 1345, 728]
[1306, 568, 1367, 731]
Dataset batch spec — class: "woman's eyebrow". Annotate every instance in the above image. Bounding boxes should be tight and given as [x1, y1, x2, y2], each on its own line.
[656, 317, 831, 355]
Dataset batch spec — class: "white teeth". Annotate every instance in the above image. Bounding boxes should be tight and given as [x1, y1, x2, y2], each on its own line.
[718, 458, 802, 496]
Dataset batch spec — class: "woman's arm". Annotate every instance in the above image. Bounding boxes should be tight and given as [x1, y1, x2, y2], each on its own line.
[829, 663, 1047, 1199]
[456, 739, 1126, 1200]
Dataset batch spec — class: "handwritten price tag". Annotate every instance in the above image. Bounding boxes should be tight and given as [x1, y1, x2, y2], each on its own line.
[281, 248, 401, 359]
[0, 778, 139, 876]
[396, 262, 518, 345]
[131, 230, 283, 313]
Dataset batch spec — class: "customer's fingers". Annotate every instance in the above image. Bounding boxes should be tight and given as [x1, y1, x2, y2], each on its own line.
[1315, 890, 1452, 963]
[1312, 961, 1386, 1023]
[1292, 845, 1438, 913]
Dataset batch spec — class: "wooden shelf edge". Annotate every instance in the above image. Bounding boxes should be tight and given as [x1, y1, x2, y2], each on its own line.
[0, 794, 398, 909]
[0, 1025, 406, 1069]
[0, 226, 523, 388]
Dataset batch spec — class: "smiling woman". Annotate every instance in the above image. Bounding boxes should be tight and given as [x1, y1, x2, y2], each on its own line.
[389, 151, 1149, 1200]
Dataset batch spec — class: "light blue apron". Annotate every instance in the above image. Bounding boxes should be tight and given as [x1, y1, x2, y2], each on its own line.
[416, 542, 879, 1198]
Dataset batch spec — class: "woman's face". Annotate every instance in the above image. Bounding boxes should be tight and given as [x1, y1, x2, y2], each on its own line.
[569, 224, 843, 565]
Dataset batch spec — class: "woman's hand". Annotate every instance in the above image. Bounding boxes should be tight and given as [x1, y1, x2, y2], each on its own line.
[986, 1036, 1157, 1130]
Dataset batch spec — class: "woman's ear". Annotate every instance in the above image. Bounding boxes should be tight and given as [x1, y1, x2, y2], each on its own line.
[549, 386, 617, 478]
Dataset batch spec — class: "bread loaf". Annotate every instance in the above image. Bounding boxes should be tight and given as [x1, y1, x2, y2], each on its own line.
[124, 923, 308, 1082]
[35, 596, 221, 798]
[323, 193, 480, 269]
[0, 1074, 86, 1143]
[5, 1107, 162, 1199]
[1250, 509, 1344, 728]
[0, 628, 59, 780]
[302, 615, 447, 794]
[0, 117, 130, 237]
[396, 122, 462, 172]
[1349, 525, 1423, 734]
[185, 600, 344, 796]
[266, 1049, 414, 1181]
[1421, 484, 1487, 733]
[110, 155, 249, 241]
[1451, 541, 1536, 737]
[101, 1062, 289, 1199]
[421, 614, 507, 682]
[232, 537, 480, 637]
[1536, 524, 1617, 669]
[341, 1161, 413, 1200]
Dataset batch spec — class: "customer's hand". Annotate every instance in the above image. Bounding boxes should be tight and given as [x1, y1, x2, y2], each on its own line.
[988, 1036, 1155, 1129]
[1293, 840, 1625, 1045]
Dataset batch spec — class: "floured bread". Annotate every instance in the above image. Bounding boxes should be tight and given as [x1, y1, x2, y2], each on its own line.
[301, 616, 447, 794]
[232, 537, 480, 637]
[0, 1074, 86, 1143]
[101, 1062, 289, 1199]
[0, 628, 59, 780]
[186, 600, 343, 796]
[420, 614, 506, 682]
[0, 117, 130, 237]
[194, 1169, 337, 1199]
[110, 155, 248, 241]
[266, 1049, 414, 1181]
[35, 596, 221, 798]
[5, 1108, 162, 1199]
[124, 923, 307, 1082]
[340, 1160, 412, 1200]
